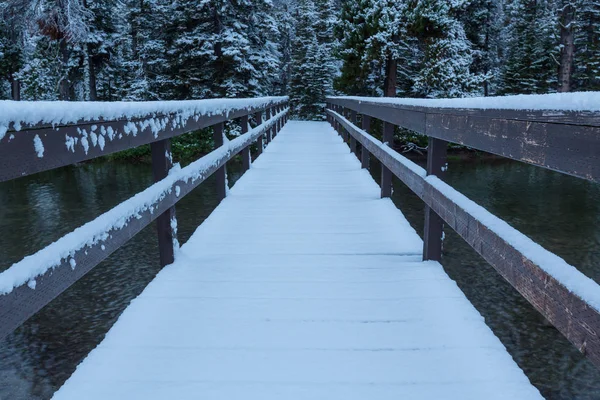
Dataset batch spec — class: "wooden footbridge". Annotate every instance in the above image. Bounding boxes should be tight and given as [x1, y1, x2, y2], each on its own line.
[0, 95, 599, 399]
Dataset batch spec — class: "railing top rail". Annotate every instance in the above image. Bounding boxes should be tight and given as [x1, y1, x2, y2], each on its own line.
[327, 93, 600, 126]
[327, 94, 600, 183]
[1, 96, 288, 133]
[0, 97, 288, 183]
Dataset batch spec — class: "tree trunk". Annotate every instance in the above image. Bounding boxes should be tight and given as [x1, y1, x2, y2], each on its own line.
[558, 3, 576, 93]
[88, 44, 97, 101]
[59, 39, 70, 100]
[384, 54, 397, 98]
[11, 78, 20, 101]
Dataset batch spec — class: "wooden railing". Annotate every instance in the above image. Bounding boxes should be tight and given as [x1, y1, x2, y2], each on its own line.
[0, 97, 289, 340]
[326, 96, 600, 368]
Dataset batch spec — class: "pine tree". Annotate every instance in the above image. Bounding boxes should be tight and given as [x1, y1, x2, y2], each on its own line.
[0, 6, 24, 100]
[462, 0, 504, 95]
[289, 0, 325, 119]
[406, 0, 483, 98]
[334, 0, 375, 95]
[273, 3, 294, 95]
[573, 1, 600, 90]
[501, 0, 559, 94]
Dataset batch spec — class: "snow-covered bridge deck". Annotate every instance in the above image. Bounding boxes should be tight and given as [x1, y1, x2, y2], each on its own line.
[52, 121, 542, 399]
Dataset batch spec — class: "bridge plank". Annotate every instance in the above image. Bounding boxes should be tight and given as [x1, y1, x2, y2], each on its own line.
[52, 122, 542, 400]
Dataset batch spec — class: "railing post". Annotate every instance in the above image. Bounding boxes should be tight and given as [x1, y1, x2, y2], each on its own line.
[213, 122, 227, 200]
[255, 111, 264, 156]
[361, 115, 371, 169]
[381, 122, 394, 198]
[342, 108, 348, 142]
[332, 105, 338, 132]
[151, 139, 177, 267]
[266, 107, 272, 143]
[423, 137, 449, 261]
[240, 115, 250, 172]
[349, 110, 358, 156]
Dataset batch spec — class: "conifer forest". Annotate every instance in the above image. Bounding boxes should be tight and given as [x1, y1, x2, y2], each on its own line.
[1, 0, 598, 121]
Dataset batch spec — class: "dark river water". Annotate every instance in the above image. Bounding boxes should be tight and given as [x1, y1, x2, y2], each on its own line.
[0, 152, 599, 399]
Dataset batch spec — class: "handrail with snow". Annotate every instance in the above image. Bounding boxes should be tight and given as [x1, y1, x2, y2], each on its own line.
[0, 97, 289, 341]
[327, 94, 600, 183]
[325, 101, 600, 369]
[0, 97, 288, 182]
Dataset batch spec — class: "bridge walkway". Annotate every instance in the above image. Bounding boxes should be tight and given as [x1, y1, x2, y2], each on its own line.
[53, 121, 542, 399]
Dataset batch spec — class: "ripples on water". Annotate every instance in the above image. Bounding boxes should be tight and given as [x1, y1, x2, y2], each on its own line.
[0, 157, 599, 399]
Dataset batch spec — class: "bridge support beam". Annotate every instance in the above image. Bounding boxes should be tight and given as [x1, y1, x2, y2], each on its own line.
[151, 139, 177, 267]
[423, 137, 449, 261]
[361, 115, 371, 169]
[381, 122, 394, 198]
[241, 115, 251, 172]
[213, 122, 227, 201]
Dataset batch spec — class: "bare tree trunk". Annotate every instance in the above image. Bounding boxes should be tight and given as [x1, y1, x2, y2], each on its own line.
[384, 54, 397, 98]
[87, 44, 97, 101]
[59, 38, 70, 100]
[558, 3, 576, 93]
[11, 78, 21, 101]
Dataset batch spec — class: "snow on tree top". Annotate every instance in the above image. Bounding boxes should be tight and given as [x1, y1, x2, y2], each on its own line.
[332, 92, 600, 112]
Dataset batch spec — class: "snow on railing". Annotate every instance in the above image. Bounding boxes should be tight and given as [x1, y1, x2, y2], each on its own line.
[334, 92, 600, 112]
[0, 97, 288, 135]
[326, 102, 600, 368]
[328, 93, 600, 183]
[0, 97, 289, 340]
[0, 107, 287, 296]
[0, 96, 288, 182]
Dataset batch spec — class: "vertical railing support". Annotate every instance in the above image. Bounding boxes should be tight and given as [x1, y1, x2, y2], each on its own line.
[423, 137, 449, 261]
[381, 122, 394, 198]
[240, 115, 250, 172]
[361, 115, 371, 169]
[342, 108, 348, 142]
[255, 111, 263, 156]
[349, 110, 358, 156]
[213, 122, 227, 200]
[151, 139, 177, 267]
[266, 107, 272, 143]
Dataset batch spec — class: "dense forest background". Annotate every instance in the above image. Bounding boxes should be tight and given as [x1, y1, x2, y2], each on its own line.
[1, 0, 599, 121]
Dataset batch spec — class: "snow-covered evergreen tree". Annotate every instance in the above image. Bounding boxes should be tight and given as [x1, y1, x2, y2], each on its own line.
[405, 0, 483, 98]
[573, 0, 600, 90]
[462, 0, 504, 95]
[0, 6, 25, 100]
[289, 0, 335, 119]
[334, 0, 375, 95]
[273, 3, 294, 95]
[501, 0, 559, 94]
